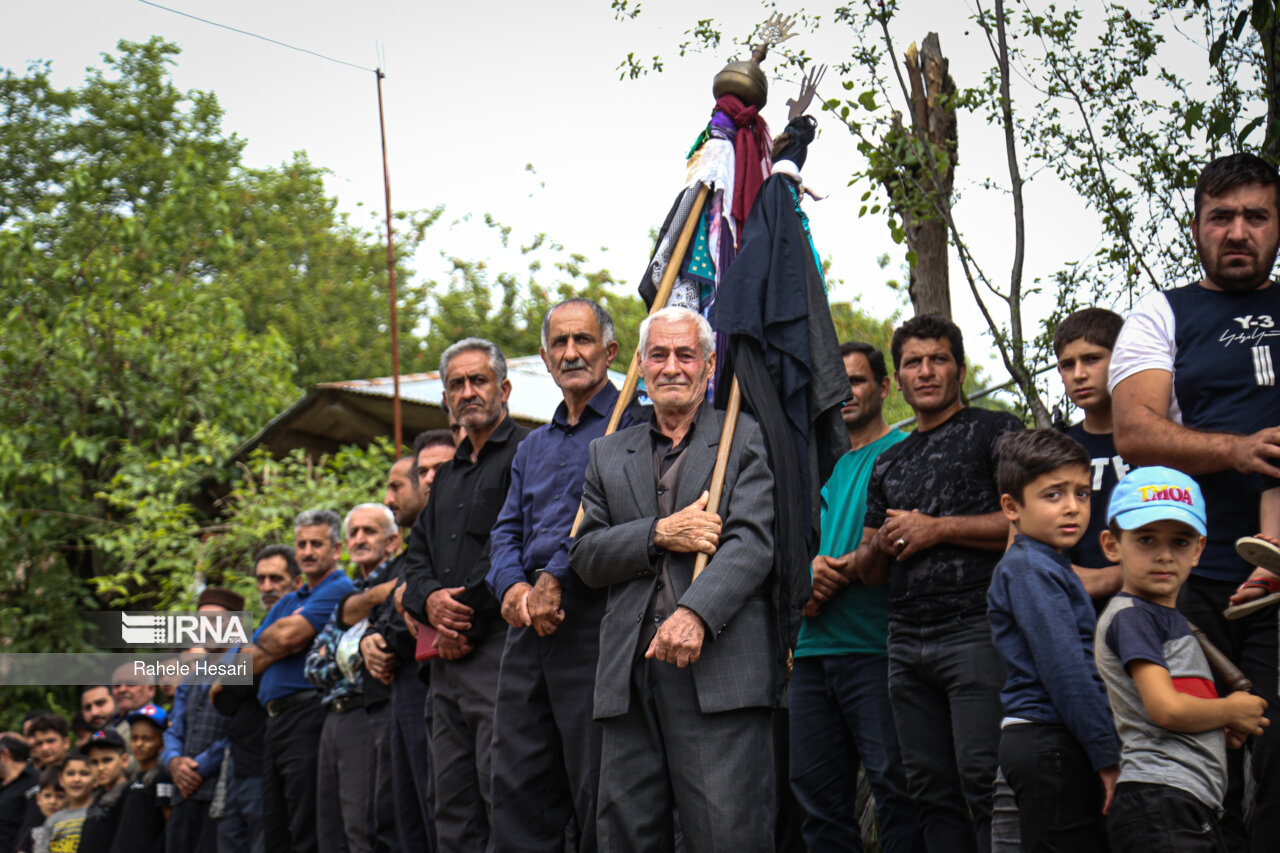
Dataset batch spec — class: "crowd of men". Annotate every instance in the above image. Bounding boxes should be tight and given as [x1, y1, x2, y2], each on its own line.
[1, 152, 1279, 852]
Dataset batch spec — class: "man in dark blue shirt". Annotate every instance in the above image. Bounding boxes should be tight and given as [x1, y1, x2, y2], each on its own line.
[244, 509, 354, 853]
[487, 299, 635, 852]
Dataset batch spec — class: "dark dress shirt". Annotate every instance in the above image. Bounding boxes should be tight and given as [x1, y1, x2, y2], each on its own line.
[486, 382, 635, 601]
[402, 415, 530, 641]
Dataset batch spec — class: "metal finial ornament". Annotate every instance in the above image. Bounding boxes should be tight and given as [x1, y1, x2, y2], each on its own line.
[713, 13, 798, 109]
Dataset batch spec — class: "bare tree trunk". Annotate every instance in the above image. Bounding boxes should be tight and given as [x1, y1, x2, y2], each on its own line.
[892, 33, 957, 319]
[1258, 4, 1280, 162]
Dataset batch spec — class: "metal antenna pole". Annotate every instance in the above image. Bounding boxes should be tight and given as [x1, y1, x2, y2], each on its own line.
[376, 67, 402, 455]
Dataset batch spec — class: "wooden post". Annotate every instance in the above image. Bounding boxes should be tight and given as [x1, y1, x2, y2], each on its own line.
[692, 376, 742, 579]
[568, 183, 711, 537]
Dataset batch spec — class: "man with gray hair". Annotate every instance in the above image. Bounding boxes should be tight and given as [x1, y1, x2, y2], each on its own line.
[402, 337, 530, 852]
[245, 509, 354, 853]
[304, 503, 400, 853]
[487, 298, 639, 852]
[571, 306, 779, 851]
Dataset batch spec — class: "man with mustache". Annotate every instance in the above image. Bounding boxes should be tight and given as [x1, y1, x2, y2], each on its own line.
[571, 306, 778, 851]
[402, 339, 529, 852]
[790, 341, 924, 851]
[833, 313, 1023, 853]
[487, 299, 638, 852]
[244, 509, 354, 853]
[304, 503, 400, 853]
[1111, 151, 1280, 849]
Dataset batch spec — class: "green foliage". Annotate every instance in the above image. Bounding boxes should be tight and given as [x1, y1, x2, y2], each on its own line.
[201, 442, 395, 621]
[422, 216, 647, 370]
[0, 37, 438, 726]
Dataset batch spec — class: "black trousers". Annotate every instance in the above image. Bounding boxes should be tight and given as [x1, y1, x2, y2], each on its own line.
[262, 695, 326, 853]
[491, 614, 603, 853]
[166, 796, 216, 853]
[1107, 782, 1225, 853]
[365, 700, 397, 853]
[999, 723, 1108, 852]
[390, 672, 436, 852]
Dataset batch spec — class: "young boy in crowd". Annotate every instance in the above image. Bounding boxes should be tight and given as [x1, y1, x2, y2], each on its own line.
[1097, 466, 1270, 849]
[988, 429, 1122, 849]
[15, 767, 65, 853]
[38, 752, 94, 853]
[1055, 307, 1130, 602]
[110, 704, 171, 853]
[78, 731, 130, 853]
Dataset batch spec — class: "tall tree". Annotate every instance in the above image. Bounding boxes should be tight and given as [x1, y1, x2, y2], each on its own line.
[612, 1, 1274, 426]
[0, 38, 426, 722]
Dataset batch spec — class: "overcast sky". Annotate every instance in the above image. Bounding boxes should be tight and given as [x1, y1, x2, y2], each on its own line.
[4, 0, 1210, 402]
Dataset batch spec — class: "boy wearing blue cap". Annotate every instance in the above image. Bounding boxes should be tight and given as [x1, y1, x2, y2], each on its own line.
[1097, 466, 1270, 850]
[988, 429, 1121, 850]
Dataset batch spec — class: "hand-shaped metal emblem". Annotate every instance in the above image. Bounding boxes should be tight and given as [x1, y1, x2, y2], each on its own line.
[787, 63, 826, 121]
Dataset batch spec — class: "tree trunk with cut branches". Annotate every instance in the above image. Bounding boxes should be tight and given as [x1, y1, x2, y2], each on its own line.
[885, 33, 957, 319]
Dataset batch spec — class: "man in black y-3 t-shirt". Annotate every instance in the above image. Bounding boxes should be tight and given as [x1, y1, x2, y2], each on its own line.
[1110, 152, 1280, 851]
[830, 314, 1023, 853]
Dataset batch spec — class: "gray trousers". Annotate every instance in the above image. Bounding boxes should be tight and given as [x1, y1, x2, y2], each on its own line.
[597, 657, 775, 853]
[431, 636, 504, 853]
[491, 617, 603, 852]
[316, 705, 374, 853]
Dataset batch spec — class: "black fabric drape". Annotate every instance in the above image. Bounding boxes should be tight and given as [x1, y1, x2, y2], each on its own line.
[711, 173, 847, 672]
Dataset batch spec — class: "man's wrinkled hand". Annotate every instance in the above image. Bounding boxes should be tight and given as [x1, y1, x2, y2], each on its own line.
[528, 573, 566, 637]
[426, 586, 474, 637]
[501, 582, 532, 628]
[360, 632, 395, 684]
[644, 606, 707, 668]
[434, 630, 473, 661]
[882, 509, 941, 561]
[169, 756, 202, 798]
[810, 554, 851, 602]
[654, 491, 722, 555]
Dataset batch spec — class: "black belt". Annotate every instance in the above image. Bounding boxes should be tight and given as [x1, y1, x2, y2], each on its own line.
[326, 694, 364, 714]
[265, 689, 320, 718]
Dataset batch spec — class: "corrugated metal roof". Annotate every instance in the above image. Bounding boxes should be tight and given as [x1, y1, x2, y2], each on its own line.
[234, 355, 627, 460]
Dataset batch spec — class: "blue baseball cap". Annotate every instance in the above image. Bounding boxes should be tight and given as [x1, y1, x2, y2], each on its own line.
[125, 703, 168, 731]
[1107, 466, 1207, 536]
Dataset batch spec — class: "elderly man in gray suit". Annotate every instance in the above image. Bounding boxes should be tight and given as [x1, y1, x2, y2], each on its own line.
[571, 305, 778, 853]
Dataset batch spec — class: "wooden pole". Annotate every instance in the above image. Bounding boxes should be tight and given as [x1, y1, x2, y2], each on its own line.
[568, 183, 711, 537]
[1187, 619, 1253, 694]
[692, 376, 741, 579]
[375, 68, 402, 455]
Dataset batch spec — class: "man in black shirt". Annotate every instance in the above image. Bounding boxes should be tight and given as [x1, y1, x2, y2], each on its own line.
[833, 314, 1023, 853]
[401, 338, 529, 853]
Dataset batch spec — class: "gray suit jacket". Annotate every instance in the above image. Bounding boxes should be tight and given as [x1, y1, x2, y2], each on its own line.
[570, 405, 777, 719]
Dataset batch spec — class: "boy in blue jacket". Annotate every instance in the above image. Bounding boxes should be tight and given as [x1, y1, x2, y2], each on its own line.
[988, 429, 1121, 849]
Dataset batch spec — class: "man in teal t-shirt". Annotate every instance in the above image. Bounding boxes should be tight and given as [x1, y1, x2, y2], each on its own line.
[789, 342, 924, 852]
